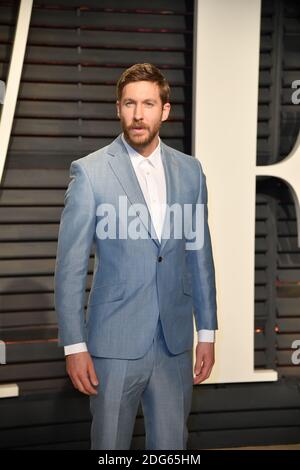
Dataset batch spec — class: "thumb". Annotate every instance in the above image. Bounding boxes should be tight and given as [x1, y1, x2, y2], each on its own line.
[88, 360, 99, 386]
[194, 365, 201, 376]
[194, 357, 203, 376]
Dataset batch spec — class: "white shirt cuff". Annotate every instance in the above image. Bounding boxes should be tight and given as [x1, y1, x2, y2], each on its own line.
[64, 342, 88, 356]
[197, 330, 215, 343]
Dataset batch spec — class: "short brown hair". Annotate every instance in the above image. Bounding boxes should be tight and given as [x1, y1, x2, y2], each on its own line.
[116, 63, 170, 105]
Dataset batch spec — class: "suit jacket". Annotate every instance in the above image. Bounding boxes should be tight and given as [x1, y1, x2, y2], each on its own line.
[54, 133, 217, 359]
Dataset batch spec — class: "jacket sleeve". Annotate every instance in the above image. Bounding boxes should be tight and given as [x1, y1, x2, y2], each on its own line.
[185, 159, 218, 331]
[54, 160, 96, 346]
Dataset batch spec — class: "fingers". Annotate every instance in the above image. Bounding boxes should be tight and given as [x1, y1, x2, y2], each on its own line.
[66, 352, 99, 395]
[193, 360, 214, 385]
[72, 376, 91, 395]
[193, 367, 212, 384]
[69, 371, 99, 395]
[194, 343, 215, 384]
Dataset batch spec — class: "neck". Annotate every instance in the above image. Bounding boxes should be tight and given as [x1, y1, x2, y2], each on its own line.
[123, 133, 159, 157]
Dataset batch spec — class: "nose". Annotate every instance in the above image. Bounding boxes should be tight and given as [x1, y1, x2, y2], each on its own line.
[133, 103, 144, 122]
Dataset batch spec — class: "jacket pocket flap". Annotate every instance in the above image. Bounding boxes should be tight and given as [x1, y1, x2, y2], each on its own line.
[88, 281, 126, 306]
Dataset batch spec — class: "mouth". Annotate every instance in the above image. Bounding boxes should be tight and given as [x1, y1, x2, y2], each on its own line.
[131, 127, 146, 133]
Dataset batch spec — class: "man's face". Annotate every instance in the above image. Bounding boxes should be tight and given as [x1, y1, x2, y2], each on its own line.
[116, 81, 170, 149]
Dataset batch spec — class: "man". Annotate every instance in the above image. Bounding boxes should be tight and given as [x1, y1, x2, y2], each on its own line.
[54, 63, 218, 450]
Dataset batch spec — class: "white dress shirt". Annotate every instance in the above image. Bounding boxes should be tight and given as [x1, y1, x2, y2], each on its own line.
[122, 133, 167, 242]
[64, 133, 215, 355]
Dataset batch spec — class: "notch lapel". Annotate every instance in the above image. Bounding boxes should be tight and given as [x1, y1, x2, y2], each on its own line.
[106, 134, 179, 253]
[159, 140, 180, 255]
[107, 134, 160, 248]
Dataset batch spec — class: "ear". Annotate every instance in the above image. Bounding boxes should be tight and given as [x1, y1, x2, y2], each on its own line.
[162, 102, 171, 122]
[116, 101, 120, 118]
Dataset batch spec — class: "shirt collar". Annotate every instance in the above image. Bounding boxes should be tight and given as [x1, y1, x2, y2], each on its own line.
[121, 132, 161, 168]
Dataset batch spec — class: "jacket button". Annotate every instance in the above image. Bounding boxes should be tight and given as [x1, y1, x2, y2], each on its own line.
[158, 256, 163, 262]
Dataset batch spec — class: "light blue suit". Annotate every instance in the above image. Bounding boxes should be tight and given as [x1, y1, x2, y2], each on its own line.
[54, 133, 217, 449]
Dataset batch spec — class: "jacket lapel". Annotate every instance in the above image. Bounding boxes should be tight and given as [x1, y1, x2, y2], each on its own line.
[159, 140, 179, 255]
[107, 134, 179, 253]
[107, 134, 160, 248]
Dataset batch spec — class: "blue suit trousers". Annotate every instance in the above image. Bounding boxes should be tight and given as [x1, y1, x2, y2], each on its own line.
[89, 317, 193, 450]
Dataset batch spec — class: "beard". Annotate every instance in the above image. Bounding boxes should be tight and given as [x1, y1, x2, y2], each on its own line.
[121, 118, 162, 149]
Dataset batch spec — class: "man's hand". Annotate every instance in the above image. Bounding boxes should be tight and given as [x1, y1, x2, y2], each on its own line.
[193, 342, 215, 384]
[66, 351, 99, 395]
